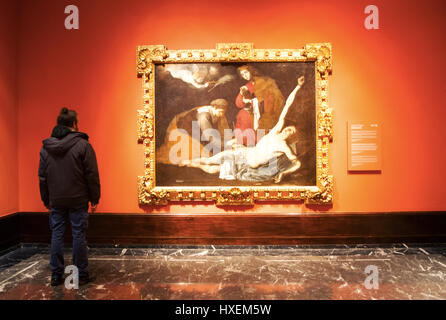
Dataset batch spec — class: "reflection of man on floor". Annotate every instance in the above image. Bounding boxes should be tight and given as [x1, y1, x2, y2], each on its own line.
[157, 99, 230, 165]
[180, 76, 305, 183]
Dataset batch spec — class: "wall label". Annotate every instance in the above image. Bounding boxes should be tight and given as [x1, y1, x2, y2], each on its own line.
[348, 122, 382, 172]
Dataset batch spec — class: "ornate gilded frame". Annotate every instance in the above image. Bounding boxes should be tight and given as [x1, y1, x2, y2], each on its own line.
[137, 43, 333, 206]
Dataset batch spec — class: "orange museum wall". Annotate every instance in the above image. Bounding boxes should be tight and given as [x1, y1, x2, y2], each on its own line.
[0, 0, 18, 216]
[16, 0, 446, 213]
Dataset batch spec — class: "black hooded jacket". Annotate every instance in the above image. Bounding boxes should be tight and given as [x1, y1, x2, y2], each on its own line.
[38, 125, 100, 208]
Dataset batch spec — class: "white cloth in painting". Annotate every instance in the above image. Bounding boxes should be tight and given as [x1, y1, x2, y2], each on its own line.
[219, 159, 236, 180]
[252, 98, 260, 131]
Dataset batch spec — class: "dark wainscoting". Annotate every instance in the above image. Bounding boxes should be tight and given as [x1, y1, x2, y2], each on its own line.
[0, 213, 20, 252]
[13, 211, 446, 245]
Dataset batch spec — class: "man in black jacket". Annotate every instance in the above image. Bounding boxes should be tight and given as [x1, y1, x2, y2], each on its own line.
[38, 108, 100, 286]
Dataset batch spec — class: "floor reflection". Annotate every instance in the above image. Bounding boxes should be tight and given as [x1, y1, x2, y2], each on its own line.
[1, 244, 446, 300]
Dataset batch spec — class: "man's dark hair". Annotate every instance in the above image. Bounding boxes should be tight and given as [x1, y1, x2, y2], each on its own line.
[57, 108, 78, 127]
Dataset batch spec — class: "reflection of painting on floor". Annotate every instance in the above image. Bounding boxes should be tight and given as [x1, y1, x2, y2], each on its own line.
[155, 62, 316, 187]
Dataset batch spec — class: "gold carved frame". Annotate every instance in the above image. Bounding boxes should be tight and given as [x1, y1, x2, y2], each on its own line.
[136, 43, 333, 206]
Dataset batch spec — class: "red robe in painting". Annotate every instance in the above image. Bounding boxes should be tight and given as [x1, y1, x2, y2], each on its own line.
[234, 76, 285, 145]
[235, 81, 256, 145]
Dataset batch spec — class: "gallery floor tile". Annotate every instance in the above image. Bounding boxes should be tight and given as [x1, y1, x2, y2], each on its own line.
[0, 244, 446, 300]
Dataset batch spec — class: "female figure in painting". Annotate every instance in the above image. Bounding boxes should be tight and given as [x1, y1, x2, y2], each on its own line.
[180, 76, 305, 183]
[234, 65, 285, 145]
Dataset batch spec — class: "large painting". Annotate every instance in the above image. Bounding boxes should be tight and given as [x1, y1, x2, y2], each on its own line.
[137, 43, 333, 205]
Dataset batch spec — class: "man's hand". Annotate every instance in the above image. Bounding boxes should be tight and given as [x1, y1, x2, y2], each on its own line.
[298, 76, 305, 86]
[242, 98, 252, 104]
[90, 203, 98, 213]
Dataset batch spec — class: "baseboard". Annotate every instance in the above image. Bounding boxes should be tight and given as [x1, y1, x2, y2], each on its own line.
[15, 211, 446, 245]
[0, 213, 20, 252]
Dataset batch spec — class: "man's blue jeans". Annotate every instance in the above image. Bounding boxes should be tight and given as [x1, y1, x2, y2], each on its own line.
[49, 204, 89, 278]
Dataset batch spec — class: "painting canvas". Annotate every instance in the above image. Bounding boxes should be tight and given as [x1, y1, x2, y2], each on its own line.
[136, 43, 333, 205]
[155, 62, 316, 187]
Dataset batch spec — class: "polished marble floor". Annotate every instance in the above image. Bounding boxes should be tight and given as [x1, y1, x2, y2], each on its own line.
[0, 244, 446, 300]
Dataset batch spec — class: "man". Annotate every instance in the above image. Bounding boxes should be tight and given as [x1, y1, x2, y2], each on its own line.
[38, 107, 100, 286]
[180, 76, 305, 183]
[156, 99, 230, 165]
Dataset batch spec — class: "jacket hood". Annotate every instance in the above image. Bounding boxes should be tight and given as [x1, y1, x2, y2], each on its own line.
[51, 125, 73, 139]
[43, 126, 89, 155]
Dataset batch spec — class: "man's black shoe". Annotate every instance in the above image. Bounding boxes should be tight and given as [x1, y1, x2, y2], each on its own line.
[50, 276, 64, 287]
